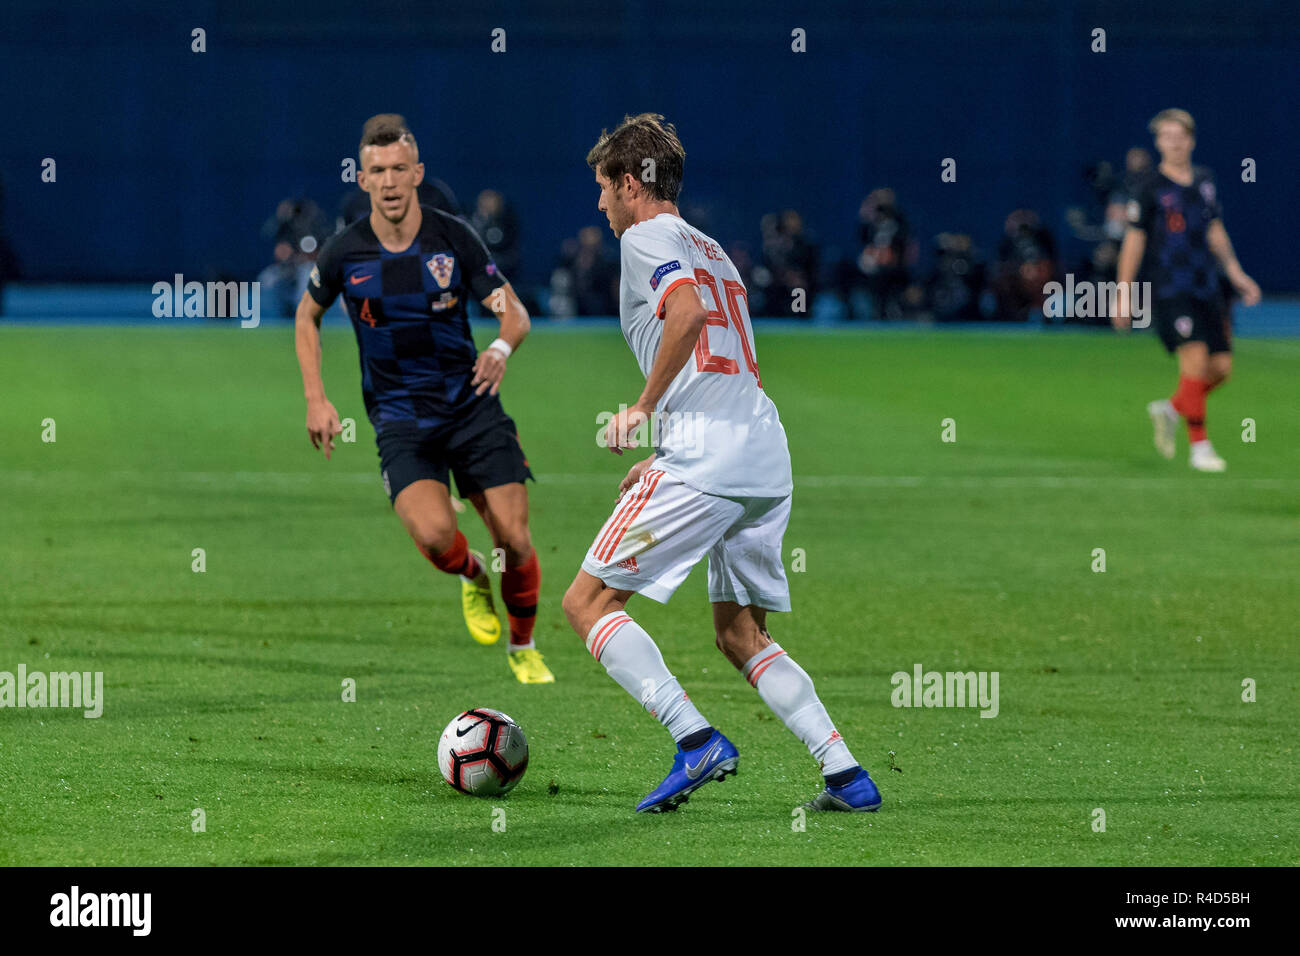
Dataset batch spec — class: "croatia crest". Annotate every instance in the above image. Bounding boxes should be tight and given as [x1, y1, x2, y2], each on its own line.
[427, 253, 456, 290]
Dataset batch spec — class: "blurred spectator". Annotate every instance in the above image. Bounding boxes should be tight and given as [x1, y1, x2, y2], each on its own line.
[1065, 160, 1121, 244]
[1114, 147, 1154, 291]
[1063, 160, 1125, 319]
[336, 176, 462, 231]
[993, 209, 1057, 321]
[1070, 196, 1126, 291]
[550, 226, 619, 317]
[1063, 151, 1153, 323]
[1120, 147, 1153, 202]
[757, 209, 818, 318]
[470, 189, 522, 280]
[924, 233, 985, 322]
[1086, 160, 1118, 209]
[258, 198, 331, 317]
[1062, 237, 1120, 326]
[853, 188, 913, 320]
[725, 241, 762, 314]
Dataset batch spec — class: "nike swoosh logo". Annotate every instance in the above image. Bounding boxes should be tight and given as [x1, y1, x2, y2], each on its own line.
[455, 720, 485, 737]
[349, 275, 372, 285]
[684, 740, 722, 779]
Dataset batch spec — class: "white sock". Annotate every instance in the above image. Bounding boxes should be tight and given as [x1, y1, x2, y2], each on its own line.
[742, 642, 857, 775]
[586, 612, 710, 744]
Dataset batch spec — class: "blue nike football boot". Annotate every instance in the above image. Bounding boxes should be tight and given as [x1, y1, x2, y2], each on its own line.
[635, 729, 739, 813]
[802, 767, 882, 812]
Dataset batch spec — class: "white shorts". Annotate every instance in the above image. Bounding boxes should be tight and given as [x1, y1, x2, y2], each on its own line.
[581, 467, 792, 611]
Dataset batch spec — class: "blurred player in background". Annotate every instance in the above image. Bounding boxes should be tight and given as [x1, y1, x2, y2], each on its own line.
[1115, 109, 1261, 472]
[562, 114, 881, 813]
[294, 114, 553, 684]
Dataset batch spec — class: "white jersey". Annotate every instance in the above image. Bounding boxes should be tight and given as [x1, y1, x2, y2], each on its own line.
[618, 213, 792, 498]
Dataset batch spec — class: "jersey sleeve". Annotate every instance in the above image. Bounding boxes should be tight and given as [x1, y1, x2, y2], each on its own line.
[307, 234, 344, 307]
[621, 222, 695, 318]
[1126, 176, 1157, 233]
[441, 213, 507, 302]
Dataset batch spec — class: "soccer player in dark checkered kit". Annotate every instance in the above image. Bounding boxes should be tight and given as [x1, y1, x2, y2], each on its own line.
[295, 115, 553, 684]
[1114, 109, 1261, 472]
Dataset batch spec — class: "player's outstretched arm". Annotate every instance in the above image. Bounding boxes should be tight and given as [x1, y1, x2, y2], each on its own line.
[472, 282, 530, 397]
[294, 290, 342, 459]
[604, 283, 708, 455]
[1207, 220, 1261, 306]
[1113, 227, 1146, 331]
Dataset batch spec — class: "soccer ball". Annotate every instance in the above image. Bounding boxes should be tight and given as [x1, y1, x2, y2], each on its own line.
[437, 708, 529, 796]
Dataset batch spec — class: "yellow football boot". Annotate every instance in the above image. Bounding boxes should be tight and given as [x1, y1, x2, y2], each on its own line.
[508, 648, 555, 684]
[460, 551, 500, 645]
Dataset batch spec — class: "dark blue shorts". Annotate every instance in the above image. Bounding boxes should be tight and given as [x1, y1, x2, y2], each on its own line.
[1153, 295, 1232, 355]
[375, 397, 533, 503]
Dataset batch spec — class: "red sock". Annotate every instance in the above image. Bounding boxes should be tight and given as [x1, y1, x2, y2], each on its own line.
[418, 531, 481, 579]
[1170, 376, 1209, 444]
[501, 551, 540, 648]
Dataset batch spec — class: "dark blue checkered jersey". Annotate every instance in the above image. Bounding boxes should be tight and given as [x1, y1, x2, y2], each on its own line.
[307, 205, 507, 433]
[1127, 167, 1224, 301]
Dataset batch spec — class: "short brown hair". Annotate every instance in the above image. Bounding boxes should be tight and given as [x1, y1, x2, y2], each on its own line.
[1148, 108, 1195, 137]
[586, 113, 685, 203]
[360, 113, 419, 161]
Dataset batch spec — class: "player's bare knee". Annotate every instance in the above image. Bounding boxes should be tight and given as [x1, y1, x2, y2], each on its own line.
[497, 529, 533, 567]
[411, 524, 456, 557]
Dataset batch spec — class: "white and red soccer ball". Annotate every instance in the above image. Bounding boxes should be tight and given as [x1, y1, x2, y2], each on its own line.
[437, 708, 529, 796]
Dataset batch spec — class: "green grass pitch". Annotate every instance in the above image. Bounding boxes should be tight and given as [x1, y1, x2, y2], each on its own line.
[1, 322, 1297, 866]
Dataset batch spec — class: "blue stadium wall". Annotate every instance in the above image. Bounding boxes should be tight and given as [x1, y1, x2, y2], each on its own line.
[1, 0, 1296, 290]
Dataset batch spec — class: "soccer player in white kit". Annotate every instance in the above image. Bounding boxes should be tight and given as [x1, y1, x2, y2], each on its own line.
[561, 114, 882, 813]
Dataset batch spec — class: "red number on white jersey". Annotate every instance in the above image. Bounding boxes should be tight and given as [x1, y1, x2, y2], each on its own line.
[692, 268, 761, 385]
